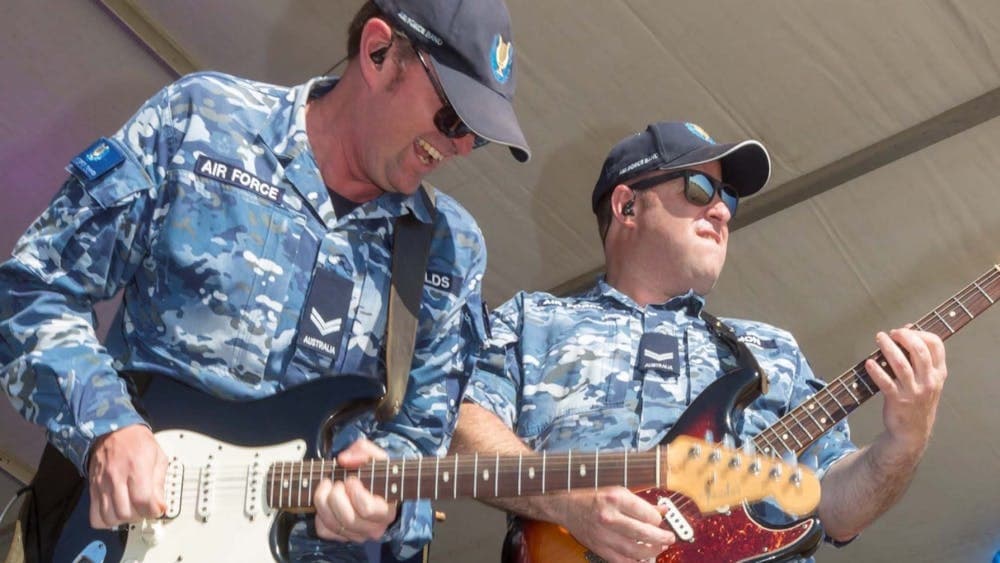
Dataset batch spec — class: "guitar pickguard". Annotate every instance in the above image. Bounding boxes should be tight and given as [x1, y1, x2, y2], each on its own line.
[120, 430, 305, 563]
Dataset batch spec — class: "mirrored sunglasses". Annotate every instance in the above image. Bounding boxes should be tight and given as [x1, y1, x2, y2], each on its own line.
[628, 169, 739, 216]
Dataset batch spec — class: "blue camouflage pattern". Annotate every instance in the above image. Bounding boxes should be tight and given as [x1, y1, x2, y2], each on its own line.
[0, 71, 488, 560]
[466, 279, 858, 562]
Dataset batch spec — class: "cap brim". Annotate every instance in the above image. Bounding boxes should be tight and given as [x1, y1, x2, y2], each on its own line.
[429, 56, 531, 162]
[661, 140, 771, 197]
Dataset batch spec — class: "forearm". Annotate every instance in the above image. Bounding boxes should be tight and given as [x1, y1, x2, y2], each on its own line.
[450, 402, 572, 522]
[818, 431, 924, 540]
[0, 262, 145, 472]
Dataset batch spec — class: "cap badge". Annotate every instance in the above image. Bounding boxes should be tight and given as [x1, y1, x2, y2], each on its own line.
[491, 34, 513, 83]
[685, 123, 715, 144]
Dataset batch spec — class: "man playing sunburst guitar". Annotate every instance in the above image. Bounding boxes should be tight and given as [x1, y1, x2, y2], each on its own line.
[452, 121, 948, 563]
[0, 1, 529, 561]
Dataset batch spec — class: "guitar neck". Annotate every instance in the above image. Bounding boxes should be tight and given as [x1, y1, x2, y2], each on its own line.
[753, 265, 1000, 458]
[266, 448, 666, 511]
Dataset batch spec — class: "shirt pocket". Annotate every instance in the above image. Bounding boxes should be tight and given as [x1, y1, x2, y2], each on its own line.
[151, 170, 303, 384]
[518, 316, 623, 437]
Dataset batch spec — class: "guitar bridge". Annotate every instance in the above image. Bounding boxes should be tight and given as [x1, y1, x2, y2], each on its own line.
[658, 496, 694, 541]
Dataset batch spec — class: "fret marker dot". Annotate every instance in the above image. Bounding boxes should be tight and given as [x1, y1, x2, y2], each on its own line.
[442, 471, 450, 483]
[579, 465, 587, 477]
[852, 383, 858, 389]
[781, 433, 788, 440]
[808, 404, 815, 410]
[391, 484, 398, 494]
[528, 467, 536, 479]
[880, 361, 887, 367]
[392, 465, 399, 476]
[820, 417, 828, 424]
[282, 480, 290, 489]
[763, 447, 771, 454]
[301, 480, 308, 488]
[949, 310, 956, 317]
[483, 470, 490, 481]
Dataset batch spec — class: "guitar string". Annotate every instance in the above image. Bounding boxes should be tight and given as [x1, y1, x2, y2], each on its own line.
[665, 267, 1000, 515]
[160, 269, 1000, 516]
[756, 270, 999, 456]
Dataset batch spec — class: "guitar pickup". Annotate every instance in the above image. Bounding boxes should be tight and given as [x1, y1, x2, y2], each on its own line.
[244, 452, 267, 520]
[164, 459, 183, 519]
[658, 496, 694, 542]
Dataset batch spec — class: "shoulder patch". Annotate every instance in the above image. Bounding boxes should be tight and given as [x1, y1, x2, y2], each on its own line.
[70, 138, 125, 181]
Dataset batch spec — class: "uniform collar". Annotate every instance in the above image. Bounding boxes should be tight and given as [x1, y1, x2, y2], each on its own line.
[595, 277, 706, 316]
[257, 76, 435, 225]
[350, 186, 436, 225]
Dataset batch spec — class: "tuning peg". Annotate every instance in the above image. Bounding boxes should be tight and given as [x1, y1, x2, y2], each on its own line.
[703, 430, 715, 444]
[728, 454, 742, 469]
[709, 448, 723, 464]
[790, 468, 803, 488]
[688, 443, 703, 459]
[749, 458, 762, 475]
[769, 465, 783, 480]
[722, 434, 735, 449]
[742, 440, 757, 455]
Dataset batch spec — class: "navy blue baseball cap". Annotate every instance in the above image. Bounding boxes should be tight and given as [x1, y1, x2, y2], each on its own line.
[591, 121, 771, 212]
[373, 0, 531, 162]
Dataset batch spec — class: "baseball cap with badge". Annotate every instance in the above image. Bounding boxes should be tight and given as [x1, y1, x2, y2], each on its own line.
[373, 0, 531, 162]
[591, 121, 771, 212]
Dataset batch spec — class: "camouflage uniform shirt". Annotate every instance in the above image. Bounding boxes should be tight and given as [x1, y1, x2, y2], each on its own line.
[0, 71, 488, 560]
[466, 279, 857, 561]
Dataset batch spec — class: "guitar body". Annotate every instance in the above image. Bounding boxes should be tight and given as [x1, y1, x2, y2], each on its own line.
[50, 373, 384, 563]
[513, 365, 822, 563]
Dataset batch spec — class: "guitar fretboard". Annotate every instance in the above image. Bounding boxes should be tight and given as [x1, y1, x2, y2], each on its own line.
[753, 265, 1000, 458]
[265, 448, 666, 511]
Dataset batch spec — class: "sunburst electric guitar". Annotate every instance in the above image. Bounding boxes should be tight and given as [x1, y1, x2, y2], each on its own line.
[49, 372, 820, 563]
[512, 265, 1000, 563]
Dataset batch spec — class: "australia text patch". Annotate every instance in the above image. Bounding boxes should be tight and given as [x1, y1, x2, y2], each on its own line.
[70, 138, 125, 181]
[195, 155, 283, 203]
[297, 269, 353, 360]
[638, 332, 680, 376]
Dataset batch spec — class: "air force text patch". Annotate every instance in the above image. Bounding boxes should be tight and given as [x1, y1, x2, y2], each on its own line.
[195, 155, 284, 203]
[638, 332, 680, 376]
[297, 269, 353, 360]
[70, 138, 125, 181]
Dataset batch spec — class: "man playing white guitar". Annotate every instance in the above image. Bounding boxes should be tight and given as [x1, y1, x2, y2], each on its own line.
[0, 1, 531, 561]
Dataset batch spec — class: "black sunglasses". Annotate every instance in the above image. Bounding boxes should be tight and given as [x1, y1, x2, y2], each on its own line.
[629, 169, 739, 216]
[411, 47, 488, 149]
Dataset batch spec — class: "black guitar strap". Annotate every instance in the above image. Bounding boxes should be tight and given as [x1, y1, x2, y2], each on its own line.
[377, 184, 437, 422]
[700, 310, 768, 395]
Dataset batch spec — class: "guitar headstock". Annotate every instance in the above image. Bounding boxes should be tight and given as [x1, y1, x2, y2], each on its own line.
[665, 436, 821, 516]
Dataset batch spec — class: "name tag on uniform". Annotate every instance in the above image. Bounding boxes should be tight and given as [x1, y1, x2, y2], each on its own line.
[297, 269, 354, 360]
[194, 155, 284, 204]
[738, 334, 778, 349]
[637, 332, 680, 376]
[424, 270, 460, 293]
